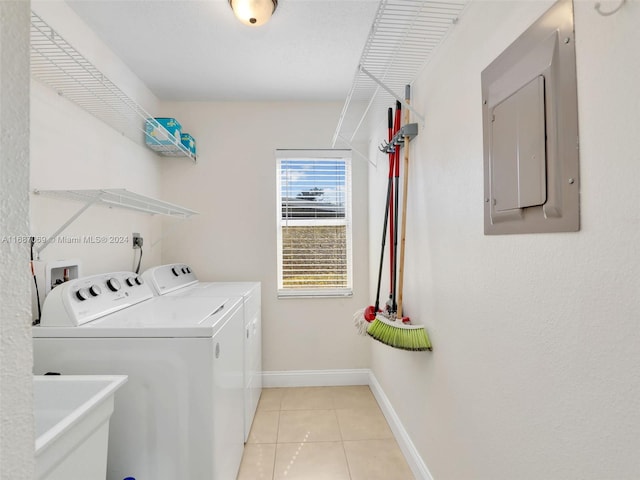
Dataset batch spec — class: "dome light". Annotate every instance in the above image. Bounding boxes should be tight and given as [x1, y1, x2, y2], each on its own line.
[229, 0, 278, 26]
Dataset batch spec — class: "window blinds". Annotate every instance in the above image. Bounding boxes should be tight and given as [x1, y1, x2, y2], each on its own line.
[276, 150, 353, 297]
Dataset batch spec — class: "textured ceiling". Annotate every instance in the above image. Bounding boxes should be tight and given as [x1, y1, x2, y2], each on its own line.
[66, 0, 381, 102]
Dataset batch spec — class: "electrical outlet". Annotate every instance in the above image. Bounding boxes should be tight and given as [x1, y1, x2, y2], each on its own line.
[132, 232, 143, 249]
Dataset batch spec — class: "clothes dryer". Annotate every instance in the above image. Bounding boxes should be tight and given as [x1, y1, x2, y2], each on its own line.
[142, 263, 262, 441]
[32, 272, 244, 480]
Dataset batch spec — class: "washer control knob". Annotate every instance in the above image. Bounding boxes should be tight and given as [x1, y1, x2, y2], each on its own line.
[186, 266, 192, 274]
[172, 267, 181, 276]
[106, 278, 122, 292]
[89, 285, 102, 296]
[75, 289, 90, 301]
[125, 276, 144, 287]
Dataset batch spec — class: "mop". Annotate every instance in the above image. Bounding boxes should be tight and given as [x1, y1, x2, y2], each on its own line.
[354, 107, 396, 335]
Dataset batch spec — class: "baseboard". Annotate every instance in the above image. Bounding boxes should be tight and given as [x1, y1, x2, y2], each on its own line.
[261, 368, 433, 480]
[368, 372, 434, 480]
[261, 368, 370, 387]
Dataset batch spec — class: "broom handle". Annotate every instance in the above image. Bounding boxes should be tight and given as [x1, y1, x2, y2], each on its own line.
[390, 102, 402, 312]
[397, 86, 410, 318]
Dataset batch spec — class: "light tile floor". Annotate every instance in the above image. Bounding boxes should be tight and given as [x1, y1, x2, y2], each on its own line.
[237, 386, 416, 480]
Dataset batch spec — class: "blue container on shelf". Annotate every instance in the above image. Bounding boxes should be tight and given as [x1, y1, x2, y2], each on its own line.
[180, 133, 196, 156]
[145, 117, 182, 148]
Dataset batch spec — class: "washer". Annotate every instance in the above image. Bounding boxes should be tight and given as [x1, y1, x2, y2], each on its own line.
[142, 263, 262, 441]
[32, 271, 245, 480]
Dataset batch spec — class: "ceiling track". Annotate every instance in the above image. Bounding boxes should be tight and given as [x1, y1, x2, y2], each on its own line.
[332, 0, 470, 153]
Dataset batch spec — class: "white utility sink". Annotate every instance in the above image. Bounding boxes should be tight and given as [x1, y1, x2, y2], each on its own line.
[34, 375, 127, 480]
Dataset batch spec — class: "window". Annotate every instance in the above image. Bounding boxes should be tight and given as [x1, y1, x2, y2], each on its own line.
[276, 150, 352, 297]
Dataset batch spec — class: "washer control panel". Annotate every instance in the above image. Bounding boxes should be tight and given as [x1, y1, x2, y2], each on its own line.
[39, 272, 153, 327]
[141, 263, 198, 295]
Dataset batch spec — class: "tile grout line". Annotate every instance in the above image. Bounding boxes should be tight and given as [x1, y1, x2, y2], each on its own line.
[274, 389, 284, 480]
[333, 389, 354, 480]
[339, 411, 355, 480]
[271, 402, 282, 480]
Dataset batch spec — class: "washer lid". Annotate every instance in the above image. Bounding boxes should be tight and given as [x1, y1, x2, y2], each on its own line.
[33, 296, 243, 338]
[164, 282, 260, 298]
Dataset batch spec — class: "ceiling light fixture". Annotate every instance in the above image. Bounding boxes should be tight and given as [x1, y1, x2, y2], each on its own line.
[229, 0, 278, 26]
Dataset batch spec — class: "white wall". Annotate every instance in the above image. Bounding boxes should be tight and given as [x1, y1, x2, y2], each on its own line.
[17, 1, 640, 478]
[367, 1, 640, 479]
[0, 2, 34, 478]
[25, 7, 373, 468]
[30, 1, 164, 277]
[159, 101, 371, 371]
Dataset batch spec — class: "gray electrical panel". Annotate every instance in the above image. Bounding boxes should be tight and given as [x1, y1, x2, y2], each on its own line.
[482, 0, 579, 235]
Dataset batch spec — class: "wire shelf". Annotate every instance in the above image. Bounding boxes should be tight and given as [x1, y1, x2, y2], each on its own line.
[32, 188, 198, 255]
[30, 12, 196, 162]
[332, 0, 469, 149]
[33, 189, 199, 218]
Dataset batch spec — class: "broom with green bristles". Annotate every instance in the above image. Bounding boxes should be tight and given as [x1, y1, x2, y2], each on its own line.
[367, 85, 432, 352]
[367, 315, 432, 351]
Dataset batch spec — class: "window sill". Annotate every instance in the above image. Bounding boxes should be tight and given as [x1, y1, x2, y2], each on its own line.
[277, 289, 353, 299]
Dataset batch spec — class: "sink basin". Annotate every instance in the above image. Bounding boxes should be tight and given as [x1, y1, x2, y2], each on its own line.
[34, 375, 127, 480]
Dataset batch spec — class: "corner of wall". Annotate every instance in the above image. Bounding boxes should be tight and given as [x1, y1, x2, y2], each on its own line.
[0, 1, 35, 478]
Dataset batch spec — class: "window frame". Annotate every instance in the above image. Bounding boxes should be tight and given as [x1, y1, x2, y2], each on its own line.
[276, 149, 353, 299]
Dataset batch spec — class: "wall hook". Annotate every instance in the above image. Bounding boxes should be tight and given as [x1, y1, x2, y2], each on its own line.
[595, 0, 626, 16]
[378, 141, 395, 154]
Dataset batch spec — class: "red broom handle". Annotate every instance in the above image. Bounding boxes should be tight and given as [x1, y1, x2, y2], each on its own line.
[390, 101, 402, 308]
